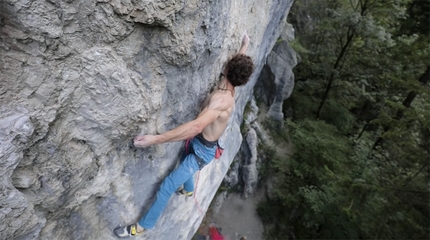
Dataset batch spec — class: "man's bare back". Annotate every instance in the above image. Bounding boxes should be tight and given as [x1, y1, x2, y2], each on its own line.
[200, 88, 235, 141]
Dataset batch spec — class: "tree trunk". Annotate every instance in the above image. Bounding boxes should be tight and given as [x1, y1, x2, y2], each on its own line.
[315, 30, 355, 119]
[357, 123, 368, 140]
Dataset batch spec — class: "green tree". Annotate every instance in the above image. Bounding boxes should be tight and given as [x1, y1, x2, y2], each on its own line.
[258, 0, 430, 239]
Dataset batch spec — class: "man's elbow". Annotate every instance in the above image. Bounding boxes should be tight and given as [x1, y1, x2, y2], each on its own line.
[192, 123, 204, 136]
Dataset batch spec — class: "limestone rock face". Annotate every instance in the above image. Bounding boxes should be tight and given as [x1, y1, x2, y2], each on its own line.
[242, 128, 259, 198]
[256, 23, 298, 125]
[223, 97, 261, 198]
[0, 0, 293, 239]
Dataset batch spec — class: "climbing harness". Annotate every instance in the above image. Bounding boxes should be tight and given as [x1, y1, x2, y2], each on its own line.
[215, 142, 224, 159]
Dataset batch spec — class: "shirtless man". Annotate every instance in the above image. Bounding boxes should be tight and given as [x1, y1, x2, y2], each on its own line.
[114, 34, 254, 238]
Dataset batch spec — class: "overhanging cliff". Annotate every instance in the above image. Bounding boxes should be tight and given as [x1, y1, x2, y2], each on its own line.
[0, 1, 293, 239]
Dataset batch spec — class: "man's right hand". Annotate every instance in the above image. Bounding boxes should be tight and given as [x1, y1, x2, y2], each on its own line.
[242, 32, 250, 47]
[239, 32, 250, 54]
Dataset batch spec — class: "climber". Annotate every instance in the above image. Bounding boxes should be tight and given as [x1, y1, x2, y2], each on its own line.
[114, 33, 254, 238]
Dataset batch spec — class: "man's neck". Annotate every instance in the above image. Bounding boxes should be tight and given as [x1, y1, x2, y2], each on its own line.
[218, 78, 235, 96]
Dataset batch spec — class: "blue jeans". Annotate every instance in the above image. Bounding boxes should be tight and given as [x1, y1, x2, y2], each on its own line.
[138, 137, 216, 229]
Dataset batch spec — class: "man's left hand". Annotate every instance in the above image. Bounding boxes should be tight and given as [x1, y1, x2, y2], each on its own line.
[134, 135, 159, 148]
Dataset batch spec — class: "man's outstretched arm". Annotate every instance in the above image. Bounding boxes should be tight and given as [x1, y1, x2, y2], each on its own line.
[134, 96, 226, 148]
[133, 110, 218, 148]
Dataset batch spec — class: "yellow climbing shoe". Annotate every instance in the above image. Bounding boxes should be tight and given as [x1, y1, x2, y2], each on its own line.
[114, 223, 144, 238]
[175, 188, 194, 197]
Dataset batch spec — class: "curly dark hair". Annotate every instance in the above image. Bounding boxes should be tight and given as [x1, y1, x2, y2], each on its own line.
[226, 54, 254, 87]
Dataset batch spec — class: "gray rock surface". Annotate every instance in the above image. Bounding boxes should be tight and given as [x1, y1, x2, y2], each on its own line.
[223, 96, 260, 197]
[223, 161, 240, 188]
[242, 128, 259, 198]
[255, 23, 298, 125]
[0, 0, 293, 239]
[244, 97, 259, 125]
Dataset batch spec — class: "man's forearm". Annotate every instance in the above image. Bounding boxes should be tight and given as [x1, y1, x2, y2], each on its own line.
[239, 45, 248, 54]
[134, 121, 201, 148]
[156, 121, 201, 144]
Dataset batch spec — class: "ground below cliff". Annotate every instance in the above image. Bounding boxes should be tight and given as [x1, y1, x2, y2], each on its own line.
[213, 189, 265, 240]
[194, 188, 265, 240]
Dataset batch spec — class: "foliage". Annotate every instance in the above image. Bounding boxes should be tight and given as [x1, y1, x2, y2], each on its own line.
[258, 0, 430, 239]
[259, 119, 355, 239]
[288, 38, 309, 54]
[262, 118, 290, 144]
[240, 100, 254, 135]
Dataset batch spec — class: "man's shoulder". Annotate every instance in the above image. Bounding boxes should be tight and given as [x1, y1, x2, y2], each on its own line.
[208, 92, 234, 111]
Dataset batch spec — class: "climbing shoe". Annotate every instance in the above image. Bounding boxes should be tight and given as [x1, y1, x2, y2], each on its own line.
[175, 188, 193, 197]
[114, 223, 144, 238]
